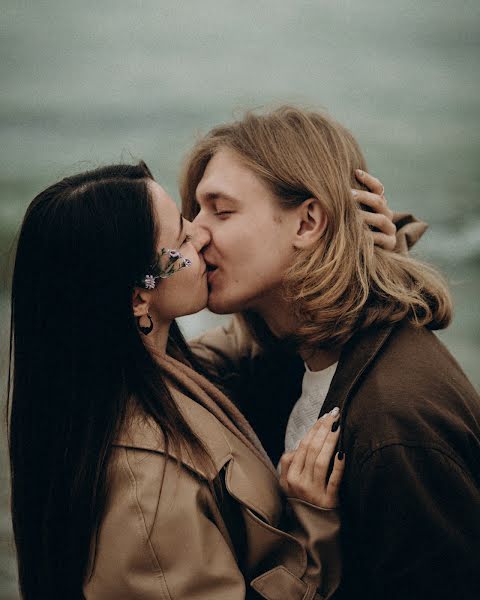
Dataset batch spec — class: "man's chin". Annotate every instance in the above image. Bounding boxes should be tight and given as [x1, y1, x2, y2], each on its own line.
[207, 292, 246, 315]
[206, 298, 233, 315]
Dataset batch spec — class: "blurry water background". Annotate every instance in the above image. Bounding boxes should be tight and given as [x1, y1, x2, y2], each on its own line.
[1, 0, 479, 597]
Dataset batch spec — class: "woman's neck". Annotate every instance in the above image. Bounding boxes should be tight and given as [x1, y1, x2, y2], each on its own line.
[142, 315, 171, 356]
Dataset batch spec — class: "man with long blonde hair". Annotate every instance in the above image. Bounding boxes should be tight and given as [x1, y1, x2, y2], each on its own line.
[181, 107, 480, 600]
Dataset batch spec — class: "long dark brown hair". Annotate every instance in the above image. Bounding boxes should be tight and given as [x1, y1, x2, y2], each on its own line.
[7, 162, 211, 599]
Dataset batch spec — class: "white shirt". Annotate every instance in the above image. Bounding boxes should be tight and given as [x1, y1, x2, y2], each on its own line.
[284, 361, 338, 453]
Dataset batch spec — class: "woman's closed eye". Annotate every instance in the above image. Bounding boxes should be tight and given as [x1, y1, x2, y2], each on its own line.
[181, 234, 193, 245]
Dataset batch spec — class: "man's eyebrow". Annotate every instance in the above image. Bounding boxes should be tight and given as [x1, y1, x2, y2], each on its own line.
[197, 191, 239, 204]
[177, 212, 184, 241]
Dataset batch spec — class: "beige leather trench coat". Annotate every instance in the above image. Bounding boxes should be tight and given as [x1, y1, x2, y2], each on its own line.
[83, 354, 340, 600]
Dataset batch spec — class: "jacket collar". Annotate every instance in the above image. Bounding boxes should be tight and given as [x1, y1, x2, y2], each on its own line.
[320, 323, 396, 447]
[115, 389, 284, 526]
[156, 352, 277, 475]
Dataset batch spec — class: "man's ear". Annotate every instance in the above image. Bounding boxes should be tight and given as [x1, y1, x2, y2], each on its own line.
[293, 197, 328, 249]
[132, 288, 151, 318]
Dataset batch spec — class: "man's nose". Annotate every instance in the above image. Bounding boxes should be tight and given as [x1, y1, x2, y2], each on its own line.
[192, 222, 211, 251]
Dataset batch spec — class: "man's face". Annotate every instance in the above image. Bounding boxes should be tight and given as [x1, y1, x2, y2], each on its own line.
[193, 148, 297, 314]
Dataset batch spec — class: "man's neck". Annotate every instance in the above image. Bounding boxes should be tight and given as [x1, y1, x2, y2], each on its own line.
[254, 291, 298, 339]
[299, 347, 341, 372]
[254, 292, 343, 371]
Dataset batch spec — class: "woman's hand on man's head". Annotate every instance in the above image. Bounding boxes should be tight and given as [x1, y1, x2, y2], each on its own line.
[353, 169, 397, 251]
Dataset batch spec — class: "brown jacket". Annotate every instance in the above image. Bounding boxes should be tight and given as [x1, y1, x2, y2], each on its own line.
[190, 317, 480, 600]
[83, 353, 341, 600]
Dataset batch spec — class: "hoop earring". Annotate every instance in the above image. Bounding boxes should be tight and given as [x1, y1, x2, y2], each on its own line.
[137, 313, 153, 336]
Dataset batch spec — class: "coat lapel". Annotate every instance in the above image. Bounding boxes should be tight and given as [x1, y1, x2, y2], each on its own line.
[117, 352, 284, 526]
[320, 324, 396, 448]
[156, 352, 277, 476]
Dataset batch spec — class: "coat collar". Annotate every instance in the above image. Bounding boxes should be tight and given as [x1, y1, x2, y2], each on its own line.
[115, 351, 283, 525]
[115, 388, 284, 526]
[157, 352, 277, 475]
[318, 323, 396, 446]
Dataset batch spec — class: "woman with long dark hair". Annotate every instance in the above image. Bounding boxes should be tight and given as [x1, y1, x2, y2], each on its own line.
[8, 162, 344, 600]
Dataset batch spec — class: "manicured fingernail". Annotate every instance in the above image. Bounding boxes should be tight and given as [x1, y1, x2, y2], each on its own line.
[351, 189, 358, 197]
[337, 451, 344, 460]
[331, 420, 340, 432]
[320, 413, 328, 420]
[330, 407, 340, 417]
[356, 169, 364, 177]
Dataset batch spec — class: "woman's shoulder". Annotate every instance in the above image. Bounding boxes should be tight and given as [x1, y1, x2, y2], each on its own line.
[114, 391, 233, 480]
[85, 396, 233, 595]
[112, 389, 284, 527]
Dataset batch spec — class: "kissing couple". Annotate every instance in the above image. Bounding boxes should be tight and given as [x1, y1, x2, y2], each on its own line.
[9, 106, 480, 600]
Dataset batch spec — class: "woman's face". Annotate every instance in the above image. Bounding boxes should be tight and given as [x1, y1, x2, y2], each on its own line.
[146, 181, 209, 320]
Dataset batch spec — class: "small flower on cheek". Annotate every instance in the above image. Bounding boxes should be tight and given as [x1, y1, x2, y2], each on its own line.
[144, 275, 156, 289]
[134, 247, 192, 289]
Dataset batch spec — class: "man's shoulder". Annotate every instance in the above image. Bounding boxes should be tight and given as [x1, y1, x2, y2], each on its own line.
[343, 322, 480, 462]
[359, 321, 478, 404]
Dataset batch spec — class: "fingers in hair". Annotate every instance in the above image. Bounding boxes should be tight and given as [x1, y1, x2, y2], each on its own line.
[355, 169, 385, 196]
[353, 190, 391, 219]
[361, 211, 396, 235]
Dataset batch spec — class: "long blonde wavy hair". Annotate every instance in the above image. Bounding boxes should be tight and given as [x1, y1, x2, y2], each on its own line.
[180, 106, 452, 349]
